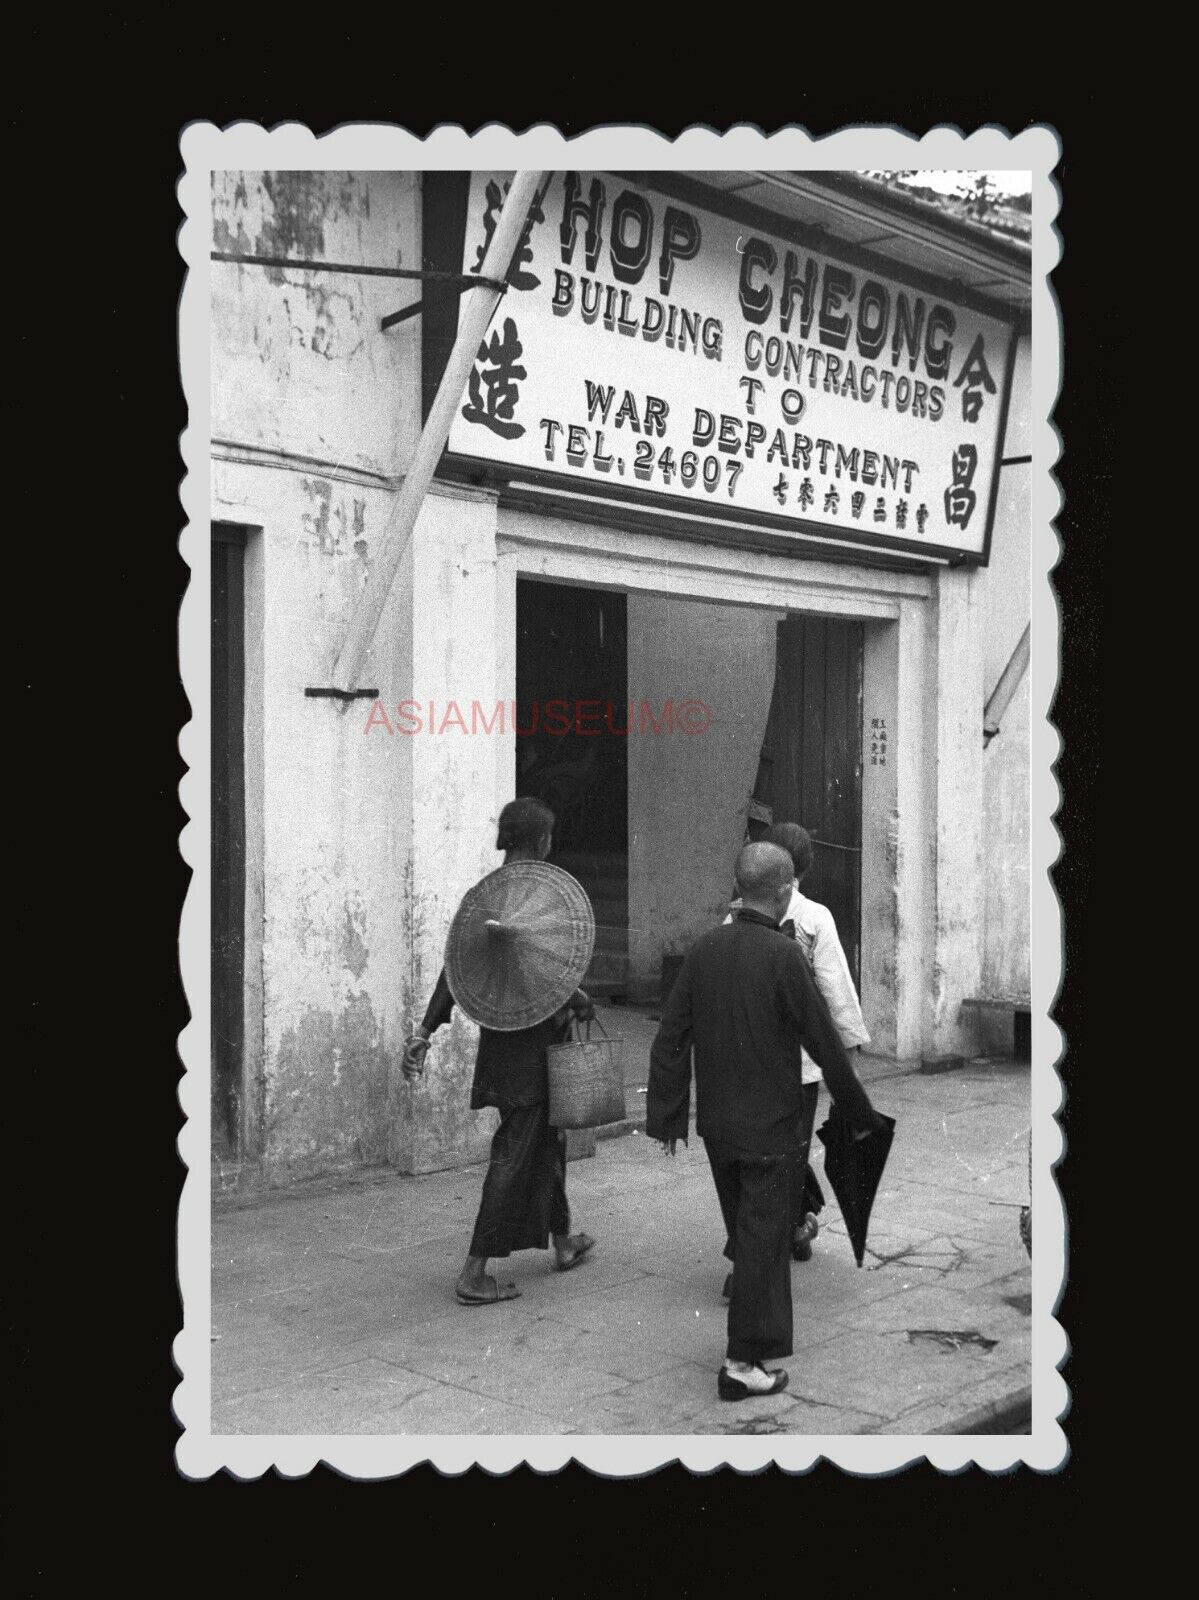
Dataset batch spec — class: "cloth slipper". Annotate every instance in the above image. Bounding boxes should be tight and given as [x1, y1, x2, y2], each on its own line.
[718, 1364, 789, 1402]
[455, 1275, 521, 1306]
[554, 1234, 596, 1272]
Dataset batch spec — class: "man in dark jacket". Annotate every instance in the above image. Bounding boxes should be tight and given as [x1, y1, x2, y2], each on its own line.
[647, 841, 882, 1401]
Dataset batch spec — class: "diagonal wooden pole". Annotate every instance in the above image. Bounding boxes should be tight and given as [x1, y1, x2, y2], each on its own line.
[983, 622, 1030, 745]
[329, 170, 547, 694]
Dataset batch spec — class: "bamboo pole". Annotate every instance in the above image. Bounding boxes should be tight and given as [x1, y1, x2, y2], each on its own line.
[330, 170, 546, 694]
[983, 623, 1030, 745]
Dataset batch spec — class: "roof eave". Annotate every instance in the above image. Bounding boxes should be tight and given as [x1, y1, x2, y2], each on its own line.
[769, 171, 1032, 274]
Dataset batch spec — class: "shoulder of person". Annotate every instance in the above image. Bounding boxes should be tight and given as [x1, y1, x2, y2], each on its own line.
[795, 894, 837, 936]
[775, 933, 809, 969]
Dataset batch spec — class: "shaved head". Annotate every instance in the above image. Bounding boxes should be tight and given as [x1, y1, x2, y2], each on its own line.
[735, 842, 795, 912]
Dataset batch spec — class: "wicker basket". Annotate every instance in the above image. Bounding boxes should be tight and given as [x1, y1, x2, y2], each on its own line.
[547, 1017, 626, 1129]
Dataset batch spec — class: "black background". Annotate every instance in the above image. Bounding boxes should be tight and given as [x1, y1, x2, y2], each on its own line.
[12, 57, 1112, 1589]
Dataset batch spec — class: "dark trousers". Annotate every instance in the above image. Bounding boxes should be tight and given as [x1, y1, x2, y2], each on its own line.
[469, 1101, 569, 1260]
[723, 1081, 823, 1262]
[706, 1138, 793, 1364]
[788, 1082, 823, 1232]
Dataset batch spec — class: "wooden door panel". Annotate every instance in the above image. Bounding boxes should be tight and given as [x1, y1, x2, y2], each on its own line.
[755, 615, 864, 986]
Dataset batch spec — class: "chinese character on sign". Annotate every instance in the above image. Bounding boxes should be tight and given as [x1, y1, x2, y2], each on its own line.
[462, 317, 527, 440]
[944, 443, 980, 530]
[870, 716, 888, 766]
[895, 499, 908, 529]
[798, 477, 815, 512]
[473, 179, 545, 291]
[952, 334, 997, 423]
[873, 496, 887, 523]
[823, 486, 840, 515]
[850, 491, 865, 520]
[916, 504, 929, 533]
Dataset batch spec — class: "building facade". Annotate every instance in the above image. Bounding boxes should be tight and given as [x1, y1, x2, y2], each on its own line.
[209, 169, 1032, 1188]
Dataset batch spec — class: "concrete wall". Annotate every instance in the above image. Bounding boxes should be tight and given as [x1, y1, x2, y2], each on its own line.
[387, 486, 508, 1175]
[625, 595, 783, 998]
[978, 334, 1032, 1043]
[208, 171, 1033, 1185]
[213, 460, 413, 1183]
[210, 171, 424, 1184]
[211, 170, 421, 477]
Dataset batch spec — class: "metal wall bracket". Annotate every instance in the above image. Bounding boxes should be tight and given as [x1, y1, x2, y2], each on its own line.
[381, 275, 507, 332]
[208, 253, 508, 333]
[304, 687, 380, 701]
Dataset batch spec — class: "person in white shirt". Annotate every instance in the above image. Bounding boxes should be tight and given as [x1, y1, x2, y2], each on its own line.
[723, 821, 870, 1282]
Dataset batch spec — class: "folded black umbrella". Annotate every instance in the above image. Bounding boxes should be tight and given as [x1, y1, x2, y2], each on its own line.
[816, 1107, 897, 1267]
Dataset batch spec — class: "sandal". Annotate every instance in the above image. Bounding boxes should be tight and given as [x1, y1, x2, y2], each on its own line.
[455, 1275, 521, 1306]
[554, 1233, 596, 1272]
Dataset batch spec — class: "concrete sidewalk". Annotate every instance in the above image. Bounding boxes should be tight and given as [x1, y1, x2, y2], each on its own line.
[212, 1056, 1032, 1436]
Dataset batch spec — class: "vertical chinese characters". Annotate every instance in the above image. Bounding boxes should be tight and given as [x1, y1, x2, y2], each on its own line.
[944, 444, 979, 530]
[473, 179, 546, 292]
[462, 317, 528, 440]
[953, 335, 996, 424]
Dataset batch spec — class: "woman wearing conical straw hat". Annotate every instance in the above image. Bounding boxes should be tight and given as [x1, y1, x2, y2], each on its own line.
[402, 797, 597, 1306]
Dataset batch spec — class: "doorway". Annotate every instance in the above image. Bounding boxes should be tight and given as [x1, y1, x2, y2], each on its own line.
[514, 579, 629, 994]
[212, 524, 247, 1157]
[753, 615, 865, 985]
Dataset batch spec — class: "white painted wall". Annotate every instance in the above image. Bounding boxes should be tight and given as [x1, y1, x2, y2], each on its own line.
[210, 171, 424, 1183]
[211, 170, 421, 478]
[978, 333, 1032, 1017]
[213, 459, 414, 1182]
[208, 171, 1033, 1185]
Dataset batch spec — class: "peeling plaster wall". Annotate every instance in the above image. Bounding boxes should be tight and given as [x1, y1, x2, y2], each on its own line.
[214, 458, 414, 1183]
[925, 334, 1031, 1057]
[211, 170, 421, 478]
[387, 485, 508, 1176]
[928, 564, 986, 1055]
[626, 596, 782, 998]
[978, 334, 1032, 1033]
[208, 169, 1033, 1183]
[210, 171, 421, 1185]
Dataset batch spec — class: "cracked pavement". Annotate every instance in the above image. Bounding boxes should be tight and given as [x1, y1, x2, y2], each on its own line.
[211, 1056, 1032, 1436]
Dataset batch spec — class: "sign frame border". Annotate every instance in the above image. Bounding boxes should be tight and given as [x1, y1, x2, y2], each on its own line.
[432, 172, 1026, 568]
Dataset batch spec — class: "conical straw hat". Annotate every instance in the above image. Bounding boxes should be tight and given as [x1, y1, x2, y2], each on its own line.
[444, 861, 595, 1031]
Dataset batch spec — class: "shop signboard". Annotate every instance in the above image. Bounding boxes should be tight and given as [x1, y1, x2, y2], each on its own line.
[445, 172, 1020, 563]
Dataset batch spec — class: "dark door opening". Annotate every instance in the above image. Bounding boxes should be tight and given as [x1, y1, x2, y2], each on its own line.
[753, 615, 864, 986]
[212, 525, 247, 1158]
[515, 579, 629, 994]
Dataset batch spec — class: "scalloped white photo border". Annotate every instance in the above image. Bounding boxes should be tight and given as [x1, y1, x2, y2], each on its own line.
[176, 121, 1065, 1479]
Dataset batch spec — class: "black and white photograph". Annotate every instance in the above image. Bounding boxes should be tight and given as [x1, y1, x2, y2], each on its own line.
[177, 124, 1063, 1476]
